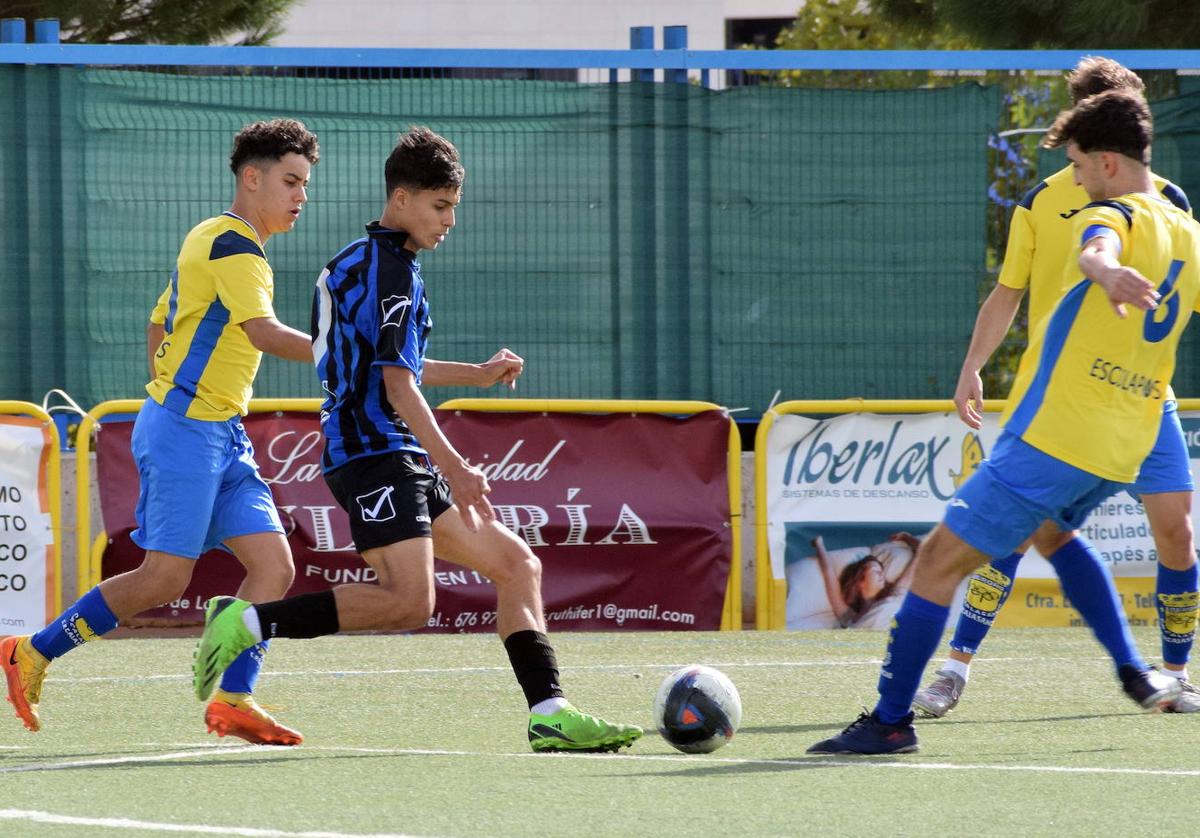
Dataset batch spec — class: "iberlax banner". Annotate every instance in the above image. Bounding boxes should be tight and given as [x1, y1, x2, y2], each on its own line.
[96, 407, 732, 631]
[0, 416, 55, 632]
[767, 409, 1200, 630]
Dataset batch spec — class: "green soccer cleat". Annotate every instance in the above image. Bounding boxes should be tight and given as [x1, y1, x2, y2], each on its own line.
[193, 596, 256, 702]
[528, 704, 643, 753]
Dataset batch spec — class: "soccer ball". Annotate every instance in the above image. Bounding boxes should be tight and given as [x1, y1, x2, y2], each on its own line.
[653, 665, 742, 754]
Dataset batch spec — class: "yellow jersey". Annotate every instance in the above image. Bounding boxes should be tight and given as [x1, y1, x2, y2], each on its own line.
[998, 165, 1189, 328]
[1002, 193, 1200, 482]
[146, 212, 276, 420]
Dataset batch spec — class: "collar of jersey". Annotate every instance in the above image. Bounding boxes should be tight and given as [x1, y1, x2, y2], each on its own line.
[366, 221, 417, 260]
[221, 211, 264, 247]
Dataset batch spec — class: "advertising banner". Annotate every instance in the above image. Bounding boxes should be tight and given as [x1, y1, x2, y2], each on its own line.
[0, 416, 55, 632]
[97, 407, 732, 631]
[766, 410, 1200, 630]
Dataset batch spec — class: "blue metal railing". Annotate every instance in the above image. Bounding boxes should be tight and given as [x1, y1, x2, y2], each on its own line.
[1, 43, 1200, 71]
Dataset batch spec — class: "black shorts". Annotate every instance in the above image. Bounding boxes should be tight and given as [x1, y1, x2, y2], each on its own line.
[324, 451, 454, 552]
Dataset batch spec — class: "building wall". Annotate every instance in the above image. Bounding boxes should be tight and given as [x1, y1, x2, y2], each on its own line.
[274, 0, 800, 50]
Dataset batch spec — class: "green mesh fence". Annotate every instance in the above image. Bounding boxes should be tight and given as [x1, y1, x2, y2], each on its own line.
[0, 67, 1004, 412]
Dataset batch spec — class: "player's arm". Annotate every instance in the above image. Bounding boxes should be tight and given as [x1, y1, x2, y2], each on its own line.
[1077, 230, 1158, 318]
[423, 348, 523, 389]
[954, 284, 1025, 430]
[146, 322, 164, 380]
[381, 365, 494, 530]
[146, 280, 172, 380]
[241, 316, 314, 362]
[214, 253, 312, 361]
[952, 201, 1034, 429]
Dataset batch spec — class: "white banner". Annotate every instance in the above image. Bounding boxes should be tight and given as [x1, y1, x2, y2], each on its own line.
[767, 410, 1200, 630]
[0, 417, 54, 632]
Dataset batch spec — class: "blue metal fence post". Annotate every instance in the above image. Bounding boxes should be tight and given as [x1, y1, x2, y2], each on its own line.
[0, 19, 24, 43]
[607, 46, 623, 394]
[33, 18, 59, 43]
[629, 26, 657, 396]
[630, 26, 653, 83]
[663, 25, 686, 84]
[662, 26, 692, 395]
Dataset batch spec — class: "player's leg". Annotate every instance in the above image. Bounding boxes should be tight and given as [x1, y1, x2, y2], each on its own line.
[914, 545, 1026, 718]
[1142, 491, 1198, 706]
[194, 537, 434, 701]
[4, 399, 215, 731]
[2, 550, 192, 732]
[202, 433, 302, 745]
[809, 523, 995, 754]
[192, 452, 438, 699]
[811, 431, 1172, 755]
[1132, 401, 1198, 709]
[207, 531, 301, 746]
[1033, 515, 1179, 710]
[431, 503, 642, 752]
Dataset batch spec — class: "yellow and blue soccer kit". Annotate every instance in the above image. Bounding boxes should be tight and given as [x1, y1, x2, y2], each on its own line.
[947, 193, 1200, 558]
[132, 212, 284, 559]
[999, 166, 1194, 497]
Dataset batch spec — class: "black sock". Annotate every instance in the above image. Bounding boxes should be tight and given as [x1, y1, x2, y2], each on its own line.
[254, 590, 340, 639]
[503, 630, 564, 709]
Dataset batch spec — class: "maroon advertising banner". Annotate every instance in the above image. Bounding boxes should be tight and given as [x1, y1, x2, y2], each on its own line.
[96, 407, 732, 631]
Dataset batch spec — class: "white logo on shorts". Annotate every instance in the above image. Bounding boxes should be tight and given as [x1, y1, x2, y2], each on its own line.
[357, 485, 397, 522]
[415, 514, 431, 524]
[949, 498, 970, 509]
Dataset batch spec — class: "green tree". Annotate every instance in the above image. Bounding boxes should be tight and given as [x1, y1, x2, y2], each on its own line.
[876, 0, 1200, 49]
[0, 0, 297, 45]
[770, 0, 971, 88]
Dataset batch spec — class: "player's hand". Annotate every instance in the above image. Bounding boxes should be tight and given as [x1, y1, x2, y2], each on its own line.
[477, 347, 524, 390]
[443, 461, 495, 531]
[953, 368, 984, 430]
[1097, 266, 1158, 319]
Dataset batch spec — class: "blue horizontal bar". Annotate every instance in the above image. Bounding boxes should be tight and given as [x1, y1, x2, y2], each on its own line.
[1, 44, 1200, 71]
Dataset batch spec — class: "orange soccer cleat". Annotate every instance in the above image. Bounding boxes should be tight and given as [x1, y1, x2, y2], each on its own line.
[204, 689, 303, 746]
[1, 635, 49, 732]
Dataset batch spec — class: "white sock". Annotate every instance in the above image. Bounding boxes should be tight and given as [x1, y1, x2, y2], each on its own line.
[242, 606, 263, 643]
[1162, 667, 1188, 681]
[940, 658, 970, 682]
[530, 697, 570, 715]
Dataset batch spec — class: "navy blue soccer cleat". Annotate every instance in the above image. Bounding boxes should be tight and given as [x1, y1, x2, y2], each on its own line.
[807, 710, 918, 755]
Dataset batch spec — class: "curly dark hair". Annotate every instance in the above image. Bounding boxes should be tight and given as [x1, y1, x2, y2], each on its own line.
[1067, 56, 1145, 105]
[229, 118, 320, 174]
[1043, 89, 1152, 166]
[384, 126, 464, 197]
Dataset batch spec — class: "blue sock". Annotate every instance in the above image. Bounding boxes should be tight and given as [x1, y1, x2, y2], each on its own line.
[1048, 537, 1143, 672]
[218, 640, 269, 694]
[875, 592, 950, 723]
[949, 552, 1024, 655]
[1156, 563, 1199, 667]
[30, 587, 119, 661]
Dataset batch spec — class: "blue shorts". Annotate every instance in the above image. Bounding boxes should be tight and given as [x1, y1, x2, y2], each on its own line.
[944, 431, 1125, 559]
[1130, 400, 1194, 497]
[130, 399, 283, 559]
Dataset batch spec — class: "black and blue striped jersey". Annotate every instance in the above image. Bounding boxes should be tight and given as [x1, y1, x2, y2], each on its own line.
[311, 222, 432, 472]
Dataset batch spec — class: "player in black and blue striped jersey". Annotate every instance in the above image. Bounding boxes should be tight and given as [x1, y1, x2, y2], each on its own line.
[193, 126, 642, 753]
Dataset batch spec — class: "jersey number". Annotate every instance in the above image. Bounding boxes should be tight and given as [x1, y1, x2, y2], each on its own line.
[1143, 259, 1183, 344]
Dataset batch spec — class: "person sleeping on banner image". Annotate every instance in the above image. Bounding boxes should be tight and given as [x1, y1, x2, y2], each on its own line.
[803, 533, 922, 629]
